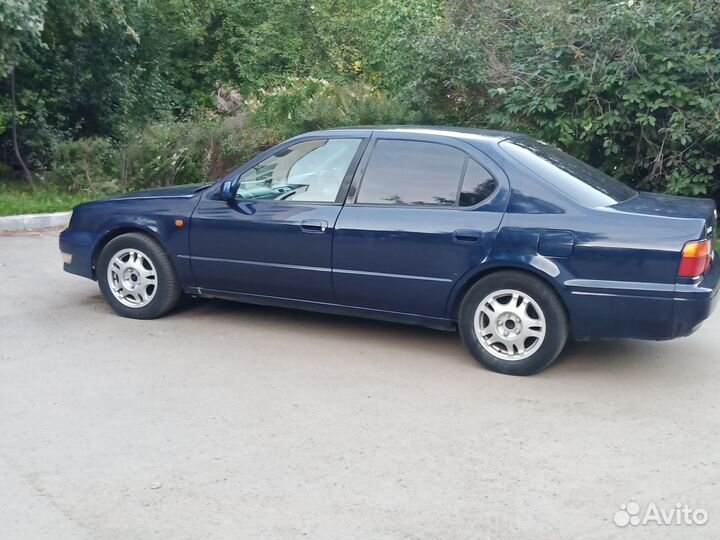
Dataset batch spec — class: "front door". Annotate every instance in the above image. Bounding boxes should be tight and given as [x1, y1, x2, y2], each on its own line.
[333, 135, 507, 319]
[190, 136, 367, 302]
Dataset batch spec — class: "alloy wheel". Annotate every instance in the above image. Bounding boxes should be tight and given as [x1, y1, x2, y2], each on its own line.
[106, 248, 158, 308]
[473, 289, 547, 361]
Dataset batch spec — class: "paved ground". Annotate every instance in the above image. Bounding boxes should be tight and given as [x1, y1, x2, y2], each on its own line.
[1, 230, 719, 540]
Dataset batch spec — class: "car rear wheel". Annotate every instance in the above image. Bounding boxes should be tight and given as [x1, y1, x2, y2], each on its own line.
[458, 271, 568, 375]
[97, 233, 181, 319]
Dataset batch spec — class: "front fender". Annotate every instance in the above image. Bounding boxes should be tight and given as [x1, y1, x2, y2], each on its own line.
[62, 197, 199, 286]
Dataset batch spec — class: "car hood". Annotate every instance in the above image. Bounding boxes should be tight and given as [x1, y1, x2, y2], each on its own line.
[108, 183, 208, 200]
[611, 191, 717, 234]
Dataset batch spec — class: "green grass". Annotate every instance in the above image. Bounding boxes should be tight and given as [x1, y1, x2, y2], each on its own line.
[0, 182, 103, 217]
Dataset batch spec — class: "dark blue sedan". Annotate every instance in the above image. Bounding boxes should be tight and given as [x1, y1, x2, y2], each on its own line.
[60, 127, 720, 374]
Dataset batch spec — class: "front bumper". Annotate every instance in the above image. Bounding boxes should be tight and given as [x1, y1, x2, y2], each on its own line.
[59, 229, 99, 280]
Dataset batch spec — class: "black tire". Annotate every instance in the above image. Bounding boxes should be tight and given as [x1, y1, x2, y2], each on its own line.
[458, 271, 568, 375]
[97, 232, 182, 319]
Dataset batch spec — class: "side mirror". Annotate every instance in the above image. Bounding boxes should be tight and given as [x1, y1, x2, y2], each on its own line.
[220, 179, 236, 201]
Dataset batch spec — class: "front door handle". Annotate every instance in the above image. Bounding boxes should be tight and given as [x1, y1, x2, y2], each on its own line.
[301, 219, 328, 233]
[453, 229, 481, 243]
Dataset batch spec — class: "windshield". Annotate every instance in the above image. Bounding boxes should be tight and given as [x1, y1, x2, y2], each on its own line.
[500, 137, 637, 207]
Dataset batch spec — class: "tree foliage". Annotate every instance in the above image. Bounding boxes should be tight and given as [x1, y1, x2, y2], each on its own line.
[2, 0, 720, 199]
[0, 0, 46, 77]
[403, 0, 720, 195]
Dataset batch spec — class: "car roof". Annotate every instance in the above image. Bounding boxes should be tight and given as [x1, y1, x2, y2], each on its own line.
[302, 125, 518, 143]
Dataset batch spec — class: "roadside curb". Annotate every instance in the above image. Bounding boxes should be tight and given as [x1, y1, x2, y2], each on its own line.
[0, 211, 71, 231]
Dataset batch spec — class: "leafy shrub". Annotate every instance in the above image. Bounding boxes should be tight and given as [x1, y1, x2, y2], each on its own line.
[0, 162, 13, 180]
[402, 0, 720, 197]
[120, 79, 412, 190]
[36, 80, 417, 194]
[50, 137, 120, 195]
[249, 78, 420, 138]
[122, 120, 208, 189]
[122, 114, 278, 189]
[4, 0, 720, 202]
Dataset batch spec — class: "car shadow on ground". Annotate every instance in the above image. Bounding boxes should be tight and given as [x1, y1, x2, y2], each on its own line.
[552, 337, 681, 377]
[177, 296, 463, 349]
[170, 296, 686, 378]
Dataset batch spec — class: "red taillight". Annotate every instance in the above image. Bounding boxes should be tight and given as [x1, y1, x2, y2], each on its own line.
[678, 239, 712, 278]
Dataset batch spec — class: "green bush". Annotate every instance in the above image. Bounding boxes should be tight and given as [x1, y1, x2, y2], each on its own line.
[28, 80, 416, 197]
[122, 121, 208, 189]
[5, 0, 720, 201]
[0, 162, 13, 180]
[401, 0, 720, 196]
[118, 80, 414, 190]
[50, 137, 120, 196]
[121, 114, 278, 189]
[249, 78, 420, 137]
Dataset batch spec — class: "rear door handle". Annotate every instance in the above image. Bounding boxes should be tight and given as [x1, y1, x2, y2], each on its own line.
[301, 219, 328, 233]
[453, 229, 481, 243]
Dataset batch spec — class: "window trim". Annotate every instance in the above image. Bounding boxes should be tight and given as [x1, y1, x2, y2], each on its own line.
[230, 136, 369, 206]
[455, 155, 470, 206]
[348, 138, 500, 210]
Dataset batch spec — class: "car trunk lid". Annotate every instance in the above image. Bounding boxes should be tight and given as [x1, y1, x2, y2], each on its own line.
[612, 191, 717, 241]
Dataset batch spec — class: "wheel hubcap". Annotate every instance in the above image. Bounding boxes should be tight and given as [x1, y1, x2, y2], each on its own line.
[474, 289, 546, 361]
[107, 248, 158, 308]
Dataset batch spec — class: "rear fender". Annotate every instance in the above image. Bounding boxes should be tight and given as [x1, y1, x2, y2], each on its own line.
[445, 253, 572, 321]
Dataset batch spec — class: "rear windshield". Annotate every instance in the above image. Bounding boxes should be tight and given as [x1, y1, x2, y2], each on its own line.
[500, 137, 637, 207]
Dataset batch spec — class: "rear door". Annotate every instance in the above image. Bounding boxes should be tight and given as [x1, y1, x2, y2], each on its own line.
[190, 135, 368, 302]
[332, 133, 507, 319]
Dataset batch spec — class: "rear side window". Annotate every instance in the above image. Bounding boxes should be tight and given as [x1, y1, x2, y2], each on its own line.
[356, 140, 466, 206]
[460, 159, 498, 207]
[500, 137, 637, 206]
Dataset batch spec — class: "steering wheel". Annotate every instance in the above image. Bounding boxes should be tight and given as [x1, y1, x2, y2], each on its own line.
[276, 185, 309, 200]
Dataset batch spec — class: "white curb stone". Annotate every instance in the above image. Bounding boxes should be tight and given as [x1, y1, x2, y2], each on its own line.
[0, 211, 72, 231]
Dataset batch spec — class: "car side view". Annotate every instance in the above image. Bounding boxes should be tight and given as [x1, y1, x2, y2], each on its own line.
[59, 127, 720, 375]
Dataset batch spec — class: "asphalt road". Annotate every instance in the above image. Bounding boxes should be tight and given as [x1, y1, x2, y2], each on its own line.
[1, 230, 719, 540]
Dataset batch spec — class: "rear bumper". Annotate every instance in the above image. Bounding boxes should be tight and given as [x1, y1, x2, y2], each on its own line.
[59, 229, 98, 280]
[565, 256, 720, 341]
[671, 254, 720, 338]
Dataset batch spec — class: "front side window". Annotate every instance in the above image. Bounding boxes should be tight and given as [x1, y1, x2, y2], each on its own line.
[356, 140, 467, 206]
[235, 138, 361, 202]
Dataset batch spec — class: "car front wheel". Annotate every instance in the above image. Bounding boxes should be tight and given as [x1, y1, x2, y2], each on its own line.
[458, 271, 568, 375]
[97, 232, 181, 319]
